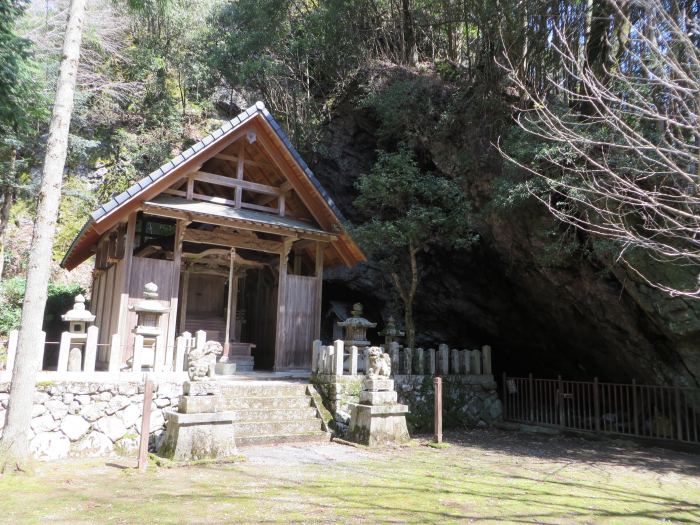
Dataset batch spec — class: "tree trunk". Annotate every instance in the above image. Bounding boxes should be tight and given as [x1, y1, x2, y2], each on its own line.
[0, 0, 86, 472]
[401, 0, 417, 65]
[0, 148, 17, 281]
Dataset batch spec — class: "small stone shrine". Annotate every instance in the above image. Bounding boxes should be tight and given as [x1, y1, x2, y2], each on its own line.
[348, 346, 410, 446]
[128, 282, 170, 371]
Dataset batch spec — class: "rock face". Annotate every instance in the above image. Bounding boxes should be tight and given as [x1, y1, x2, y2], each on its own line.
[310, 67, 700, 388]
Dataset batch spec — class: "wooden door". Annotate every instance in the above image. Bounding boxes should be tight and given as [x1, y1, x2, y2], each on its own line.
[277, 275, 318, 369]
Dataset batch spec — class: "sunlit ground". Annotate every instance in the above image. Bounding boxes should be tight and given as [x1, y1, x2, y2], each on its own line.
[0, 429, 698, 524]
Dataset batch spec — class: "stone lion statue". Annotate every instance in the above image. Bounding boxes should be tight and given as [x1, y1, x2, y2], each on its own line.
[367, 346, 391, 378]
[187, 340, 223, 381]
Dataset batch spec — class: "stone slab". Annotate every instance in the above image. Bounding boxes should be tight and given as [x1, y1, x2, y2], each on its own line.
[349, 403, 409, 416]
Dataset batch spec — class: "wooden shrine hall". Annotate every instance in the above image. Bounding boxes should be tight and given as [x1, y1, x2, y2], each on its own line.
[61, 102, 365, 372]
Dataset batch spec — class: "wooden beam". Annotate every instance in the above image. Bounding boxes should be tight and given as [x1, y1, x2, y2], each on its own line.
[194, 171, 281, 197]
[165, 188, 279, 215]
[186, 176, 194, 200]
[214, 153, 271, 169]
[183, 228, 285, 254]
[257, 182, 292, 206]
[142, 204, 336, 242]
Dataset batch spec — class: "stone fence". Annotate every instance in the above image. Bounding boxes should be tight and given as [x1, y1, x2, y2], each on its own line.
[311, 340, 501, 434]
[312, 340, 492, 378]
[0, 378, 184, 461]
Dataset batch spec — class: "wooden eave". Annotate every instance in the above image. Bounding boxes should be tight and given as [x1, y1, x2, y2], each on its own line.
[61, 102, 365, 271]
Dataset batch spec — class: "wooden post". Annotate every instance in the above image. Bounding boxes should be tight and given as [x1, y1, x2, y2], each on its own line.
[108, 333, 121, 373]
[83, 325, 99, 373]
[137, 376, 154, 472]
[5, 329, 18, 373]
[434, 376, 443, 443]
[273, 238, 293, 370]
[557, 375, 564, 428]
[313, 242, 324, 341]
[178, 268, 189, 334]
[166, 219, 186, 371]
[115, 213, 136, 356]
[224, 249, 236, 353]
[528, 373, 534, 423]
[632, 379, 639, 436]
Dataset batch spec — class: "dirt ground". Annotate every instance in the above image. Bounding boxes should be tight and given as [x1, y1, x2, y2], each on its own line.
[0, 429, 698, 524]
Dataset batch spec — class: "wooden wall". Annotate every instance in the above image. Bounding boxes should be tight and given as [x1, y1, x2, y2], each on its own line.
[123, 257, 176, 363]
[277, 274, 318, 369]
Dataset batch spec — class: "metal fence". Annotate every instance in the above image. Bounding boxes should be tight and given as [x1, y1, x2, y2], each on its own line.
[502, 374, 700, 445]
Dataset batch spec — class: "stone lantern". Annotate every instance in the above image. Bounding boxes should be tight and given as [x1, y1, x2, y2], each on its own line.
[378, 316, 404, 347]
[58, 294, 97, 372]
[337, 303, 377, 350]
[61, 294, 95, 334]
[129, 282, 169, 371]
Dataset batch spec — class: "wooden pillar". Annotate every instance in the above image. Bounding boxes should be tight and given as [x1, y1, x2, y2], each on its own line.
[115, 212, 136, 364]
[313, 242, 324, 340]
[224, 248, 236, 353]
[166, 219, 186, 371]
[178, 267, 189, 333]
[274, 238, 294, 370]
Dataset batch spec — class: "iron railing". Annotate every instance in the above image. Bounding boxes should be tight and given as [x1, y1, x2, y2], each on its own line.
[502, 374, 700, 445]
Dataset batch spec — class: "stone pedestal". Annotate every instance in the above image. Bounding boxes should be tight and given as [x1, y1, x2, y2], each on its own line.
[348, 377, 409, 446]
[161, 410, 237, 461]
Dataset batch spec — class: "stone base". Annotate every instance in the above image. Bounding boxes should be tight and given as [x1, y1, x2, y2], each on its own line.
[160, 410, 237, 461]
[359, 390, 397, 405]
[347, 403, 410, 446]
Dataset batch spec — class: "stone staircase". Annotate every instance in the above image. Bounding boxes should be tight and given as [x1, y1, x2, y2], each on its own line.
[178, 380, 330, 447]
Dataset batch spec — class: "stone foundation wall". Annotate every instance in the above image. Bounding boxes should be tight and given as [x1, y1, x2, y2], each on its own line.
[0, 380, 184, 460]
[313, 373, 502, 434]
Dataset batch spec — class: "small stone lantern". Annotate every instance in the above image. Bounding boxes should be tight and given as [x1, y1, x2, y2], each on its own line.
[129, 282, 169, 371]
[61, 294, 95, 334]
[378, 316, 404, 347]
[337, 303, 377, 350]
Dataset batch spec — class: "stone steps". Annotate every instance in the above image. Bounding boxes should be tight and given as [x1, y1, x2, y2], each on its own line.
[180, 394, 313, 412]
[228, 356, 254, 372]
[235, 418, 323, 437]
[235, 431, 330, 447]
[174, 380, 329, 449]
[232, 407, 318, 422]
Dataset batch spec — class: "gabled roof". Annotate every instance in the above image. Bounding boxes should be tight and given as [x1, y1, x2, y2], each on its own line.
[61, 101, 365, 270]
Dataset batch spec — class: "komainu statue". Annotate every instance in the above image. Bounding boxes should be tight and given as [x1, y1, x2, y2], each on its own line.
[367, 346, 391, 378]
[187, 340, 223, 381]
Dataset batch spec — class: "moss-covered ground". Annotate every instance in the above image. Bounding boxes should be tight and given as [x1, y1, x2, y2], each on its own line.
[0, 429, 698, 524]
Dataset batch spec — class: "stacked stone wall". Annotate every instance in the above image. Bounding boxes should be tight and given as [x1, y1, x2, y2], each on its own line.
[0, 380, 184, 460]
[313, 373, 502, 434]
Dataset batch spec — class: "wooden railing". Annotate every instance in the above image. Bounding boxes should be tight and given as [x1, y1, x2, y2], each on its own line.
[312, 340, 493, 377]
[502, 374, 700, 445]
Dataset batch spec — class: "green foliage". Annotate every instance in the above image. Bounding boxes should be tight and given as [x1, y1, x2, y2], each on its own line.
[353, 149, 478, 257]
[0, 278, 84, 337]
